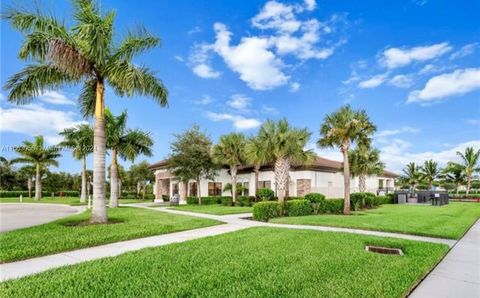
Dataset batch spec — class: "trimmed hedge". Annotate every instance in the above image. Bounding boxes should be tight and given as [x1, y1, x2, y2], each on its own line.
[0, 191, 79, 198]
[285, 199, 312, 216]
[256, 188, 275, 201]
[187, 196, 233, 205]
[253, 201, 282, 222]
[324, 199, 344, 214]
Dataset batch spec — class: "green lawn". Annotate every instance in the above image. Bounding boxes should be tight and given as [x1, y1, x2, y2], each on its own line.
[168, 204, 253, 215]
[0, 197, 152, 206]
[271, 202, 480, 239]
[0, 207, 220, 263]
[0, 227, 448, 297]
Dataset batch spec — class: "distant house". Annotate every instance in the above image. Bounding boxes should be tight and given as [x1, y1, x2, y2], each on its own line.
[149, 155, 398, 203]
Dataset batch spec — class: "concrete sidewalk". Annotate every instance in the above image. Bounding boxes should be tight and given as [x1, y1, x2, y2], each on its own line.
[409, 219, 480, 298]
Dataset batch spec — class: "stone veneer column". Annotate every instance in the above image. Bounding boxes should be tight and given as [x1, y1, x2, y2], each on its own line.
[296, 179, 311, 197]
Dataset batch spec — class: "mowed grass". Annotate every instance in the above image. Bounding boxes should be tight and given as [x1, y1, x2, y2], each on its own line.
[271, 202, 480, 239]
[168, 204, 253, 215]
[0, 228, 448, 298]
[0, 197, 152, 206]
[0, 207, 220, 263]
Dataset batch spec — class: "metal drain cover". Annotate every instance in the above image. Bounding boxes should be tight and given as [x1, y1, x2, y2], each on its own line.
[366, 245, 404, 256]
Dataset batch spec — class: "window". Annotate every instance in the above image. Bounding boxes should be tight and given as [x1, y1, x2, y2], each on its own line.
[257, 181, 271, 189]
[242, 182, 249, 196]
[208, 182, 222, 196]
[172, 183, 179, 195]
[189, 182, 197, 197]
[378, 179, 384, 189]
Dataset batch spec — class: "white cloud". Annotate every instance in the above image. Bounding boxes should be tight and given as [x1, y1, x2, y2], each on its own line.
[194, 95, 214, 105]
[304, 0, 316, 10]
[227, 94, 252, 112]
[419, 63, 448, 75]
[389, 74, 414, 88]
[408, 68, 480, 103]
[39, 91, 75, 105]
[188, 26, 202, 35]
[192, 64, 221, 78]
[450, 42, 479, 60]
[213, 23, 288, 90]
[290, 82, 301, 92]
[205, 112, 261, 130]
[189, 43, 221, 79]
[381, 42, 452, 69]
[0, 104, 86, 144]
[379, 140, 480, 173]
[376, 126, 419, 138]
[261, 104, 279, 115]
[358, 74, 387, 88]
[251, 1, 301, 33]
[174, 55, 184, 62]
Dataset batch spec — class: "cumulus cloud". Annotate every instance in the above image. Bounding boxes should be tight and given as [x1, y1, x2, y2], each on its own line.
[189, 43, 221, 78]
[227, 94, 252, 112]
[304, 0, 316, 10]
[39, 91, 75, 105]
[450, 42, 479, 60]
[194, 95, 214, 105]
[358, 74, 388, 88]
[376, 126, 419, 139]
[290, 82, 301, 92]
[408, 68, 480, 103]
[381, 42, 452, 69]
[0, 104, 86, 144]
[205, 112, 261, 130]
[389, 74, 414, 88]
[251, 0, 302, 33]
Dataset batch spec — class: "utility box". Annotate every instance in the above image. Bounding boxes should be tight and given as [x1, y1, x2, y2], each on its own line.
[393, 191, 408, 204]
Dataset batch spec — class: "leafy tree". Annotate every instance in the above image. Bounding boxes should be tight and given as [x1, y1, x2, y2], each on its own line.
[420, 159, 441, 190]
[17, 165, 36, 197]
[245, 136, 271, 195]
[402, 162, 422, 194]
[349, 145, 384, 192]
[456, 147, 480, 194]
[129, 161, 153, 199]
[259, 119, 314, 203]
[223, 183, 244, 196]
[441, 162, 465, 195]
[59, 124, 93, 202]
[212, 133, 246, 205]
[317, 105, 376, 214]
[0, 157, 16, 190]
[106, 110, 153, 207]
[167, 125, 216, 204]
[11, 136, 61, 200]
[3, 0, 168, 223]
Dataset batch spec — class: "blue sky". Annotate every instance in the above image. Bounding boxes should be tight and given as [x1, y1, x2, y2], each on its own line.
[1, 0, 479, 173]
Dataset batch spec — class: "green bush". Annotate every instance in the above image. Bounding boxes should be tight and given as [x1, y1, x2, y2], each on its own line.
[0, 191, 80, 198]
[363, 192, 378, 208]
[187, 196, 233, 205]
[253, 201, 282, 222]
[377, 195, 393, 205]
[236, 196, 251, 207]
[324, 199, 344, 214]
[187, 196, 199, 204]
[257, 188, 275, 201]
[304, 193, 326, 214]
[386, 193, 394, 203]
[285, 199, 312, 217]
[221, 198, 233, 206]
[350, 193, 365, 210]
[286, 196, 303, 200]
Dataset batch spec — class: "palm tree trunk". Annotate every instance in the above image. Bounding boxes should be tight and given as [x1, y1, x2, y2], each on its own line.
[466, 175, 471, 195]
[109, 149, 119, 208]
[231, 166, 237, 206]
[196, 176, 202, 204]
[27, 177, 32, 198]
[359, 174, 366, 193]
[35, 163, 41, 200]
[137, 181, 141, 196]
[456, 182, 460, 195]
[118, 179, 122, 198]
[275, 157, 290, 204]
[91, 80, 107, 223]
[254, 165, 260, 197]
[342, 141, 351, 215]
[142, 182, 146, 200]
[80, 156, 87, 203]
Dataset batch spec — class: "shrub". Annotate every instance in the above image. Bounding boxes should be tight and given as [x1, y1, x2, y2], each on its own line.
[363, 192, 378, 208]
[305, 193, 326, 214]
[285, 199, 312, 217]
[187, 196, 199, 204]
[253, 201, 282, 222]
[350, 193, 365, 210]
[257, 188, 275, 201]
[236, 196, 251, 207]
[386, 193, 394, 203]
[324, 199, 344, 214]
[0, 191, 80, 198]
[221, 198, 233, 206]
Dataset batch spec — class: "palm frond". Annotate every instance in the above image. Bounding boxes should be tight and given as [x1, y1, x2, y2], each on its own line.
[78, 78, 97, 118]
[112, 27, 160, 62]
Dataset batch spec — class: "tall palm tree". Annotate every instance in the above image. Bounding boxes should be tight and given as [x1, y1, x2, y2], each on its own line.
[245, 136, 271, 195]
[442, 162, 465, 195]
[3, 0, 168, 223]
[420, 159, 441, 190]
[59, 124, 93, 202]
[17, 165, 37, 198]
[212, 133, 246, 205]
[317, 105, 376, 214]
[259, 119, 314, 203]
[106, 110, 153, 207]
[402, 162, 422, 194]
[456, 147, 480, 195]
[349, 145, 384, 192]
[11, 136, 61, 200]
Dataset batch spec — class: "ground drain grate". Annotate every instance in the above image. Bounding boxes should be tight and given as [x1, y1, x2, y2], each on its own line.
[365, 245, 404, 256]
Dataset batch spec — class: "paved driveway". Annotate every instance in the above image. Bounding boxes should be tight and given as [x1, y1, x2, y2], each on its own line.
[0, 204, 86, 232]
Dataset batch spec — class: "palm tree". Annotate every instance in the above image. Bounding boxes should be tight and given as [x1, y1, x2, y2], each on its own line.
[456, 147, 480, 195]
[317, 105, 376, 214]
[3, 1, 168, 223]
[259, 119, 314, 203]
[245, 136, 271, 195]
[349, 145, 384, 192]
[212, 133, 246, 205]
[420, 159, 441, 190]
[442, 162, 465, 195]
[11, 136, 61, 200]
[59, 124, 93, 203]
[17, 165, 37, 198]
[402, 162, 422, 195]
[106, 110, 153, 207]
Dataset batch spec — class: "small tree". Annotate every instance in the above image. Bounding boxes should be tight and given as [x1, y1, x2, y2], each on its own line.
[245, 136, 271, 196]
[129, 161, 153, 199]
[168, 125, 216, 204]
[17, 165, 36, 197]
[212, 133, 246, 205]
[402, 162, 422, 195]
[349, 145, 384, 192]
[456, 147, 480, 195]
[420, 159, 441, 190]
[317, 105, 376, 215]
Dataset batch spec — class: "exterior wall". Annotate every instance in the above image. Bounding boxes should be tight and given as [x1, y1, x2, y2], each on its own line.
[154, 168, 396, 199]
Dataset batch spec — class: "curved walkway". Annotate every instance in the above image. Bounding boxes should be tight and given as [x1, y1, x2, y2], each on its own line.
[0, 203, 86, 232]
[0, 204, 458, 282]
